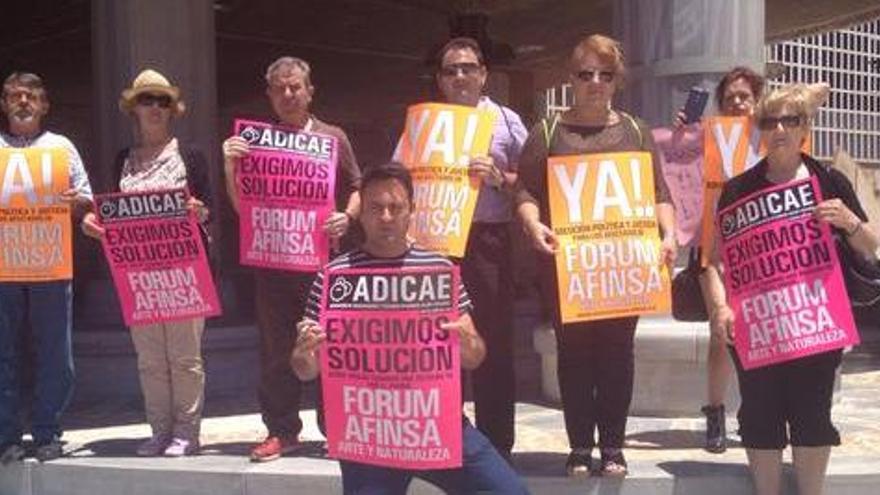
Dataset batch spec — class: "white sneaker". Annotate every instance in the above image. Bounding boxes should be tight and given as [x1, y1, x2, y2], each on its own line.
[136, 435, 170, 456]
[164, 437, 200, 457]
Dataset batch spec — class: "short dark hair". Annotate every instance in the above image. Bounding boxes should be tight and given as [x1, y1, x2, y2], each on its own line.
[360, 162, 414, 203]
[715, 66, 764, 109]
[2, 72, 48, 101]
[435, 36, 485, 69]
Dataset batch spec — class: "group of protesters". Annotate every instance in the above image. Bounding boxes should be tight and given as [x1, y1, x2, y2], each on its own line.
[1, 30, 878, 495]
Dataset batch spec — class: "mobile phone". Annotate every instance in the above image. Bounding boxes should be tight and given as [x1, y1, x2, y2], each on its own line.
[683, 87, 709, 124]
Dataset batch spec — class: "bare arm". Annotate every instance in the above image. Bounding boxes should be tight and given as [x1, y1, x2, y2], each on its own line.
[700, 231, 735, 343]
[656, 201, 677, 271]
[517, 200, 557, 255]
[814, 198, 880, 261]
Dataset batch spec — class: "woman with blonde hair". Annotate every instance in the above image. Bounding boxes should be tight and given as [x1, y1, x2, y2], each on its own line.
[515, 34, 676, 477]
[82, 69, 213, 457]
[703, 83, 880, 495]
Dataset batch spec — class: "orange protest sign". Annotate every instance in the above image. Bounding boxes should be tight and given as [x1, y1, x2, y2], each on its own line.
[395, 103, 495, 257]
[547, 152, 671, 323]
[699, 117, 811, 264]
[0, 148, 72, 281]
[699, 116, 759, 263]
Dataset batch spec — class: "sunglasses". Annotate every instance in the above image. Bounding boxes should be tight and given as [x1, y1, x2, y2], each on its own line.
[758, 114, 803, 131]
[574, 69, 615, 83]
[135, 93, 173, 109]
[439, 63, 483, 78]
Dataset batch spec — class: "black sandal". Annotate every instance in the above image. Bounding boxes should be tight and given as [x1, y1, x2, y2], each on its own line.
[599, 449, 628, 477]
[565, 448, 594, 477]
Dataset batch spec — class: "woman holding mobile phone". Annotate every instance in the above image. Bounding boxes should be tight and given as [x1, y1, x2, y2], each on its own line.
[673, 66, 766, 454]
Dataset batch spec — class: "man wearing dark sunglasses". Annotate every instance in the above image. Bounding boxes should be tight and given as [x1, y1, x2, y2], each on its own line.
[431, 37, 528, 462]
[0, 72, 93, 464]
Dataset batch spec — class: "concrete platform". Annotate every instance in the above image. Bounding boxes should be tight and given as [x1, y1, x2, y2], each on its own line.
[533, 314, 742, 416]
[4, 301, 878, 494]
[4, 351, 880, 495]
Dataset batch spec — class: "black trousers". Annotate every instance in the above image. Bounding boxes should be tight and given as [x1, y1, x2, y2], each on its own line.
[461, 222, 516, 454]
[730, 346, 841, 449]
[254, 269, 315, 438]
[554, 316, 638, 450]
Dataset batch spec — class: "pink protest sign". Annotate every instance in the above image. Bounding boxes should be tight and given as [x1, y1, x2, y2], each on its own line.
[652, 125, 704, 247]
[718, 177, 859, 370]
[319, 265, 462, 469]
[233, 119, 337, 272]
[96, 188, 222, 327]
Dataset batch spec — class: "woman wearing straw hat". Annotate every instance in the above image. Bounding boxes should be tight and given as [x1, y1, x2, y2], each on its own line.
[82, 69, 214, 457]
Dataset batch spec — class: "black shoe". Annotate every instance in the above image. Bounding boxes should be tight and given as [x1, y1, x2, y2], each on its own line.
[701, 404, 727, 453]
[0, 444, 25, 465]
[34, 440, 64, 462]
[565, 448, 593, 477]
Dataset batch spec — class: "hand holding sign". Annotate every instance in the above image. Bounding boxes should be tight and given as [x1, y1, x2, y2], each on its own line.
[439, 313, 484, 371]
[814, 198, 861, 233]
[81, 211, 105, 239]
[467, 155, 503, 188]
[291, 318, 325, 381]
[323, 211, 351, 242]
[186, 196, 209, 223]
[222, 136, 250, 161]
[58, 188, 89, 208]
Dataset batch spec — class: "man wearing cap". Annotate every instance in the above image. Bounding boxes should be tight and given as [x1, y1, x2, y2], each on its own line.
[222, 56, 361, 462]
[0, 72, 93, 463]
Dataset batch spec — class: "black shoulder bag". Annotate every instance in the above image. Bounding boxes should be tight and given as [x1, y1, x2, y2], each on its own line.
[671, 247, 709, 322]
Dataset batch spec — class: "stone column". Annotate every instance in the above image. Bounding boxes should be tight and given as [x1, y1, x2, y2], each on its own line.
[86, 0, 219, 330]
[613, 0, 765, 126]
[91, 0, 218, 192]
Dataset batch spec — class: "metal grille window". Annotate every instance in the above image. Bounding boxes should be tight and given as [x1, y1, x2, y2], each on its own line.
[765, 17, 879, 165]
[543, 83, 574, 119]
[543, 16, 880, 166]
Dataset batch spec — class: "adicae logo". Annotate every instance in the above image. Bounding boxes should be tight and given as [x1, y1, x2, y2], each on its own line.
[329, 276, 354, 303]
[99, 200, 117, 219]
[239, 126, 261, 144]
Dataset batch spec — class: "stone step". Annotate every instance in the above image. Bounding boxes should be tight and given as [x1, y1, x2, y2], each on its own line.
[4, 396, 880, 495]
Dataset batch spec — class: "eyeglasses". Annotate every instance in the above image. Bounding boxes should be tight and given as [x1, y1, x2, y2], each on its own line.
[439, 63, 483, 78]
[4, 90, 41, 103]
[758, 114, 803, 131]
[573, 69, 615, 83]
[135, 93, 173, 108]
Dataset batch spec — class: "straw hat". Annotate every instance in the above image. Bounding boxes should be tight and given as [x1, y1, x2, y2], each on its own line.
[119, 69, 185, 115]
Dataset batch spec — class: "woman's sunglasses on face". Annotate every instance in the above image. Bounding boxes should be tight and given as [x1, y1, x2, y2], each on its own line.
[573, 69, 615, 83]
[136, 93, 173, 109]
[758, 114, 803, 131]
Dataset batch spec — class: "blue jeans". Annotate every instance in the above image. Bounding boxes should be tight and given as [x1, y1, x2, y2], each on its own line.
[0, 281, 75, 445]
[339, 419, 530, 494]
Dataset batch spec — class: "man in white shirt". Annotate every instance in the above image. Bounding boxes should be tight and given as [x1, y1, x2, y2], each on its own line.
[0, 72, 93, 464]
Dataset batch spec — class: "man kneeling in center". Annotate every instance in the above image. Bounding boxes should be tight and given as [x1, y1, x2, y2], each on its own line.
[290, 162, 529, 494]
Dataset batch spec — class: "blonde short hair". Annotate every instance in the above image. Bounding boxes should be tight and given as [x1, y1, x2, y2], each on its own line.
[754, 83, 830, 125]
